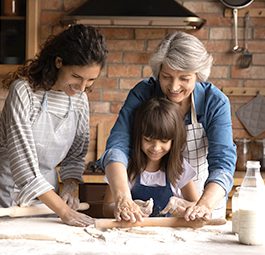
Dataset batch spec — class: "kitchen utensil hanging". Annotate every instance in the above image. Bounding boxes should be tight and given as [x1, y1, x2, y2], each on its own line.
[219, 0, 254, 53]
[236, 94, 265, 137]
[240, 12, 252, 68]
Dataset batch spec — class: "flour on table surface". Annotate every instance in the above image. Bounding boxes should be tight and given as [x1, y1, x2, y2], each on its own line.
[0, 217, 90, 243]
[0, 218, 264, 255]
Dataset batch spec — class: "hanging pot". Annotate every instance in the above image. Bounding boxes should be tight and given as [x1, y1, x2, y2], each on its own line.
[219, 0, 254, 8]
[219, 0, 254, 53]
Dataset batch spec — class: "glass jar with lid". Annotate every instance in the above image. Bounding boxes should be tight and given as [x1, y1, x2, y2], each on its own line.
[235, 138, 251, 171]
[251, 139, 265, 172]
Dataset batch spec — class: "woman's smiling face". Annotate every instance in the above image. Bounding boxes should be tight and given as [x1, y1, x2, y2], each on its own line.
[159, 64, 196, 104]
[52, 62, 101, 96]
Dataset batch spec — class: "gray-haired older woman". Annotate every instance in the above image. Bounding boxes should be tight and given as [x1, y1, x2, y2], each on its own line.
[100, 31, 236, 222]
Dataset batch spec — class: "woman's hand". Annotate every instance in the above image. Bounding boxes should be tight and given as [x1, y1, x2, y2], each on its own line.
[183, 183, 225, 221]
[114, 196, 146, 222]
[105, 163, 146, 222]
[39, 190, 94, 227]
[160, 196, 195, 216]
[60, 179, 80, 210]
[134, 198, 154, 216]
[60, 208, 95, 227]
[184, 204, 211, 221]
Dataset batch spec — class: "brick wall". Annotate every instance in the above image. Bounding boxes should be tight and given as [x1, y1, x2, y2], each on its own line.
[1, 0, 265, 163]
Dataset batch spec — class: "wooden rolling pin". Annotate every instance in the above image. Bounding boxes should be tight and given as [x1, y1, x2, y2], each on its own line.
[0, 202, 89, 217]
[95, 217, 226, 229]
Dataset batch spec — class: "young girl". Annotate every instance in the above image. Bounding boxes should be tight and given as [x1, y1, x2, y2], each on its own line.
[103, 97, 199, 217]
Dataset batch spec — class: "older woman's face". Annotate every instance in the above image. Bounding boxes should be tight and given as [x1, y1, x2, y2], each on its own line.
[159, 64, 196, 104]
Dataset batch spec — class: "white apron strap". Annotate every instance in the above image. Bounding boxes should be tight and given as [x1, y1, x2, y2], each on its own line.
[190, 92, 198, 124]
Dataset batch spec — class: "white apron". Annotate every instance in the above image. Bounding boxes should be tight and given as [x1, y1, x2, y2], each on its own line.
[31, 92, 78, 190]
[0, 92, 78, 206]
[182, 93, 226, 219]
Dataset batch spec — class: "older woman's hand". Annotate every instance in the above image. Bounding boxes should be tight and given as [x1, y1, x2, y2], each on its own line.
[184, 204, 211, 221]
[114, 196, 146, 222]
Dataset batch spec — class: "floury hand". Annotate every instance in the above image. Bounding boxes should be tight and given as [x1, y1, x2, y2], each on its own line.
[60, 179, 80, 210]
[134, 198, 154, 216]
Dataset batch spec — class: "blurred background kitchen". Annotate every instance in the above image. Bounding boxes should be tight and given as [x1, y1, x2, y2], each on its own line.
[0, 0, 265, 218]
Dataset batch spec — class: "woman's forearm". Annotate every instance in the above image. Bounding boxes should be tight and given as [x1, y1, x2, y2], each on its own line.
[105, 162, 132, 202]
[197, 182, 226, 211]
[38, 189, 69, 218]
[39, 189, 94, 227]
[183, 182, 226, 221]
[104, 162, 147, 222]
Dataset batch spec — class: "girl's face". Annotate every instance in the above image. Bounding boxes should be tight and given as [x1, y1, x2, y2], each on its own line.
[159, 64, 196, 104]
[141, 136, 172, 166]
[52, 62, 101, 96]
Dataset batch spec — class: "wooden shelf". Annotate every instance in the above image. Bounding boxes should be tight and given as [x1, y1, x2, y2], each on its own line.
[82, 174, 105, 184]
[0, 64, 20, 74]
[224, 8, 265, 18]
[0, 16, 25, 20]
[0, 0, 39, 70]
[222, 87, 265, 97]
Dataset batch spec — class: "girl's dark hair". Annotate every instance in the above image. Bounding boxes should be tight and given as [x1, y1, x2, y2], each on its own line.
[3, 24, 108, 90]
[127, 97, 186, 186]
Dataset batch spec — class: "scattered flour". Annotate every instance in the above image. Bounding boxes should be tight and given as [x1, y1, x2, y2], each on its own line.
[0, 218, 264, 255]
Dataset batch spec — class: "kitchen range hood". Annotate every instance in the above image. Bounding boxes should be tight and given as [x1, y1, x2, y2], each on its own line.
[62, 0, 206, 30]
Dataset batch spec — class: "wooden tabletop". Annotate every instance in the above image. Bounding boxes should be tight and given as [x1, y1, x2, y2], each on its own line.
[0, 218, 264, 255]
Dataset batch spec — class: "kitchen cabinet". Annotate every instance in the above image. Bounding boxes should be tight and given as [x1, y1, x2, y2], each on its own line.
[0, 0, 39, 73]
[79, 181, 107, 218]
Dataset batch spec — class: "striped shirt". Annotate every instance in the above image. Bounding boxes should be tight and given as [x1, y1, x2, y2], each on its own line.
[0, 80, 89, 206]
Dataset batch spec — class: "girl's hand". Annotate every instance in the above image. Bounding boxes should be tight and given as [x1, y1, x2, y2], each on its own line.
[160, 196, 194, 216]
[184, 204, 211, 221]
[114, 196, 146, 222]
[60, 208, 95, 227]
[134, 198, 154, 216]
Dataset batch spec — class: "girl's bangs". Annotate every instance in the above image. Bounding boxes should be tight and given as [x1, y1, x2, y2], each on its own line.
[141, 112, 176, 140]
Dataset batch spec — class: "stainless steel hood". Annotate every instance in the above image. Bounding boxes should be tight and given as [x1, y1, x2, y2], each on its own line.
[62, 0, 206, 30]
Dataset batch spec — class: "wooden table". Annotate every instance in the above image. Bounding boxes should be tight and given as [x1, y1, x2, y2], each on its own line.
[0, 217, 264, 255]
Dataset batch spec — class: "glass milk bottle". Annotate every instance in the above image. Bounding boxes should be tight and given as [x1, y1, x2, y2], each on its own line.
[232, 187, 240, 234]
[238, 161, 265, 245]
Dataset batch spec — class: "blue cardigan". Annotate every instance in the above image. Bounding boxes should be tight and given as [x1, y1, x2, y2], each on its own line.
[100, 77, 236, 195]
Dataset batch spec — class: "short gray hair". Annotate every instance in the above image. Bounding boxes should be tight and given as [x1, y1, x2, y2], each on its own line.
[149, 31, 213, 82]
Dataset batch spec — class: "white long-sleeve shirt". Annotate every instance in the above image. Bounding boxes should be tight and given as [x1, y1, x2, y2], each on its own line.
[0, 80, 89, 206]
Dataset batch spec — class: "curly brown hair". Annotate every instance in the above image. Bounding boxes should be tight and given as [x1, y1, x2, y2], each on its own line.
[3, 24, 108, 90]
